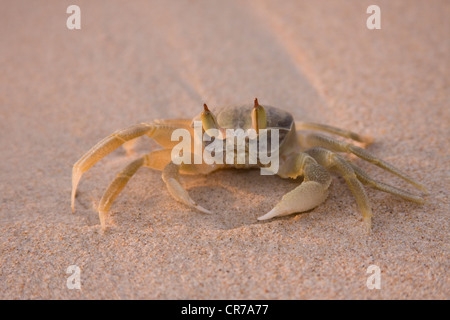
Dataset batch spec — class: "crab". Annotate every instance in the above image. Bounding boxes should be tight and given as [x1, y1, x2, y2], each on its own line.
[71, 99, 426, 232]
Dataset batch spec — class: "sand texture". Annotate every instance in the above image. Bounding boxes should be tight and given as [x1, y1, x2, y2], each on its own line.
[0, 0, 448, 299]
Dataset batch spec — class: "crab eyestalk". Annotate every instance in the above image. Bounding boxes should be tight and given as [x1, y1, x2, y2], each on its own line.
[201, 104, 219, 132]
[251, 98, 267, 134]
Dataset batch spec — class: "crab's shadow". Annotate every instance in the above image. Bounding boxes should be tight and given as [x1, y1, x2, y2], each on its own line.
[95, 149, 304, 231]
[176, 168, 301, 230]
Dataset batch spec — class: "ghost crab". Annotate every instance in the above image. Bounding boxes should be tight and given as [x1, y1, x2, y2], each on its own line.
[71, 99, 426, 232]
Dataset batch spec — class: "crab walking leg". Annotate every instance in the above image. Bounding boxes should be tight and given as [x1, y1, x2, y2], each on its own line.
[257, 153, 332, 221]
[300, 133, 427, 192]
[348, 162, 425, 204]
[306, 147, 373, 231]
[296, 121, 373, 144]
[71, 123, 155, 212]
[162, 162, 212, 215]
[97, 157, 145, 229]
[96, 149, 173, 229]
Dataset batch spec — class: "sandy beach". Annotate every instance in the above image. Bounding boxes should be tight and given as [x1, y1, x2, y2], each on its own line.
[0, 0, 448, 299]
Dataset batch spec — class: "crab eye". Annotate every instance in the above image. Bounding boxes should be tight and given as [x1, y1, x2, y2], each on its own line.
[251, 98, 267, 134]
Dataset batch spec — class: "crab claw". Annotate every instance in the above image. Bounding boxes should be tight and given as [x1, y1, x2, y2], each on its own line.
[257, 181, 329, 220]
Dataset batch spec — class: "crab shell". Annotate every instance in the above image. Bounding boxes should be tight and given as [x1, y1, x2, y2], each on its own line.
[190, 104, 297, 166]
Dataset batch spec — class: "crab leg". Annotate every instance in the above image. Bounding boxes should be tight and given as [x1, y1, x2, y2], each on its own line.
[72, 123, 154, 211]
[97, 157, 145, 229]
[95, 149, 173, 229]
[257, 152, 332, 221]
[296, 121, 373, 144]
[348, 162, 424, 204]
[162, 162, 212, 215]
[300, 132, 427, 192]
[71, 122, 194, 212]
[306, 147, 373, 232]
[94, 149, 215, 229]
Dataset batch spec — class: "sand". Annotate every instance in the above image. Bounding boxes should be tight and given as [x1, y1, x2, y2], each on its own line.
[0, 0, 448, 299]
